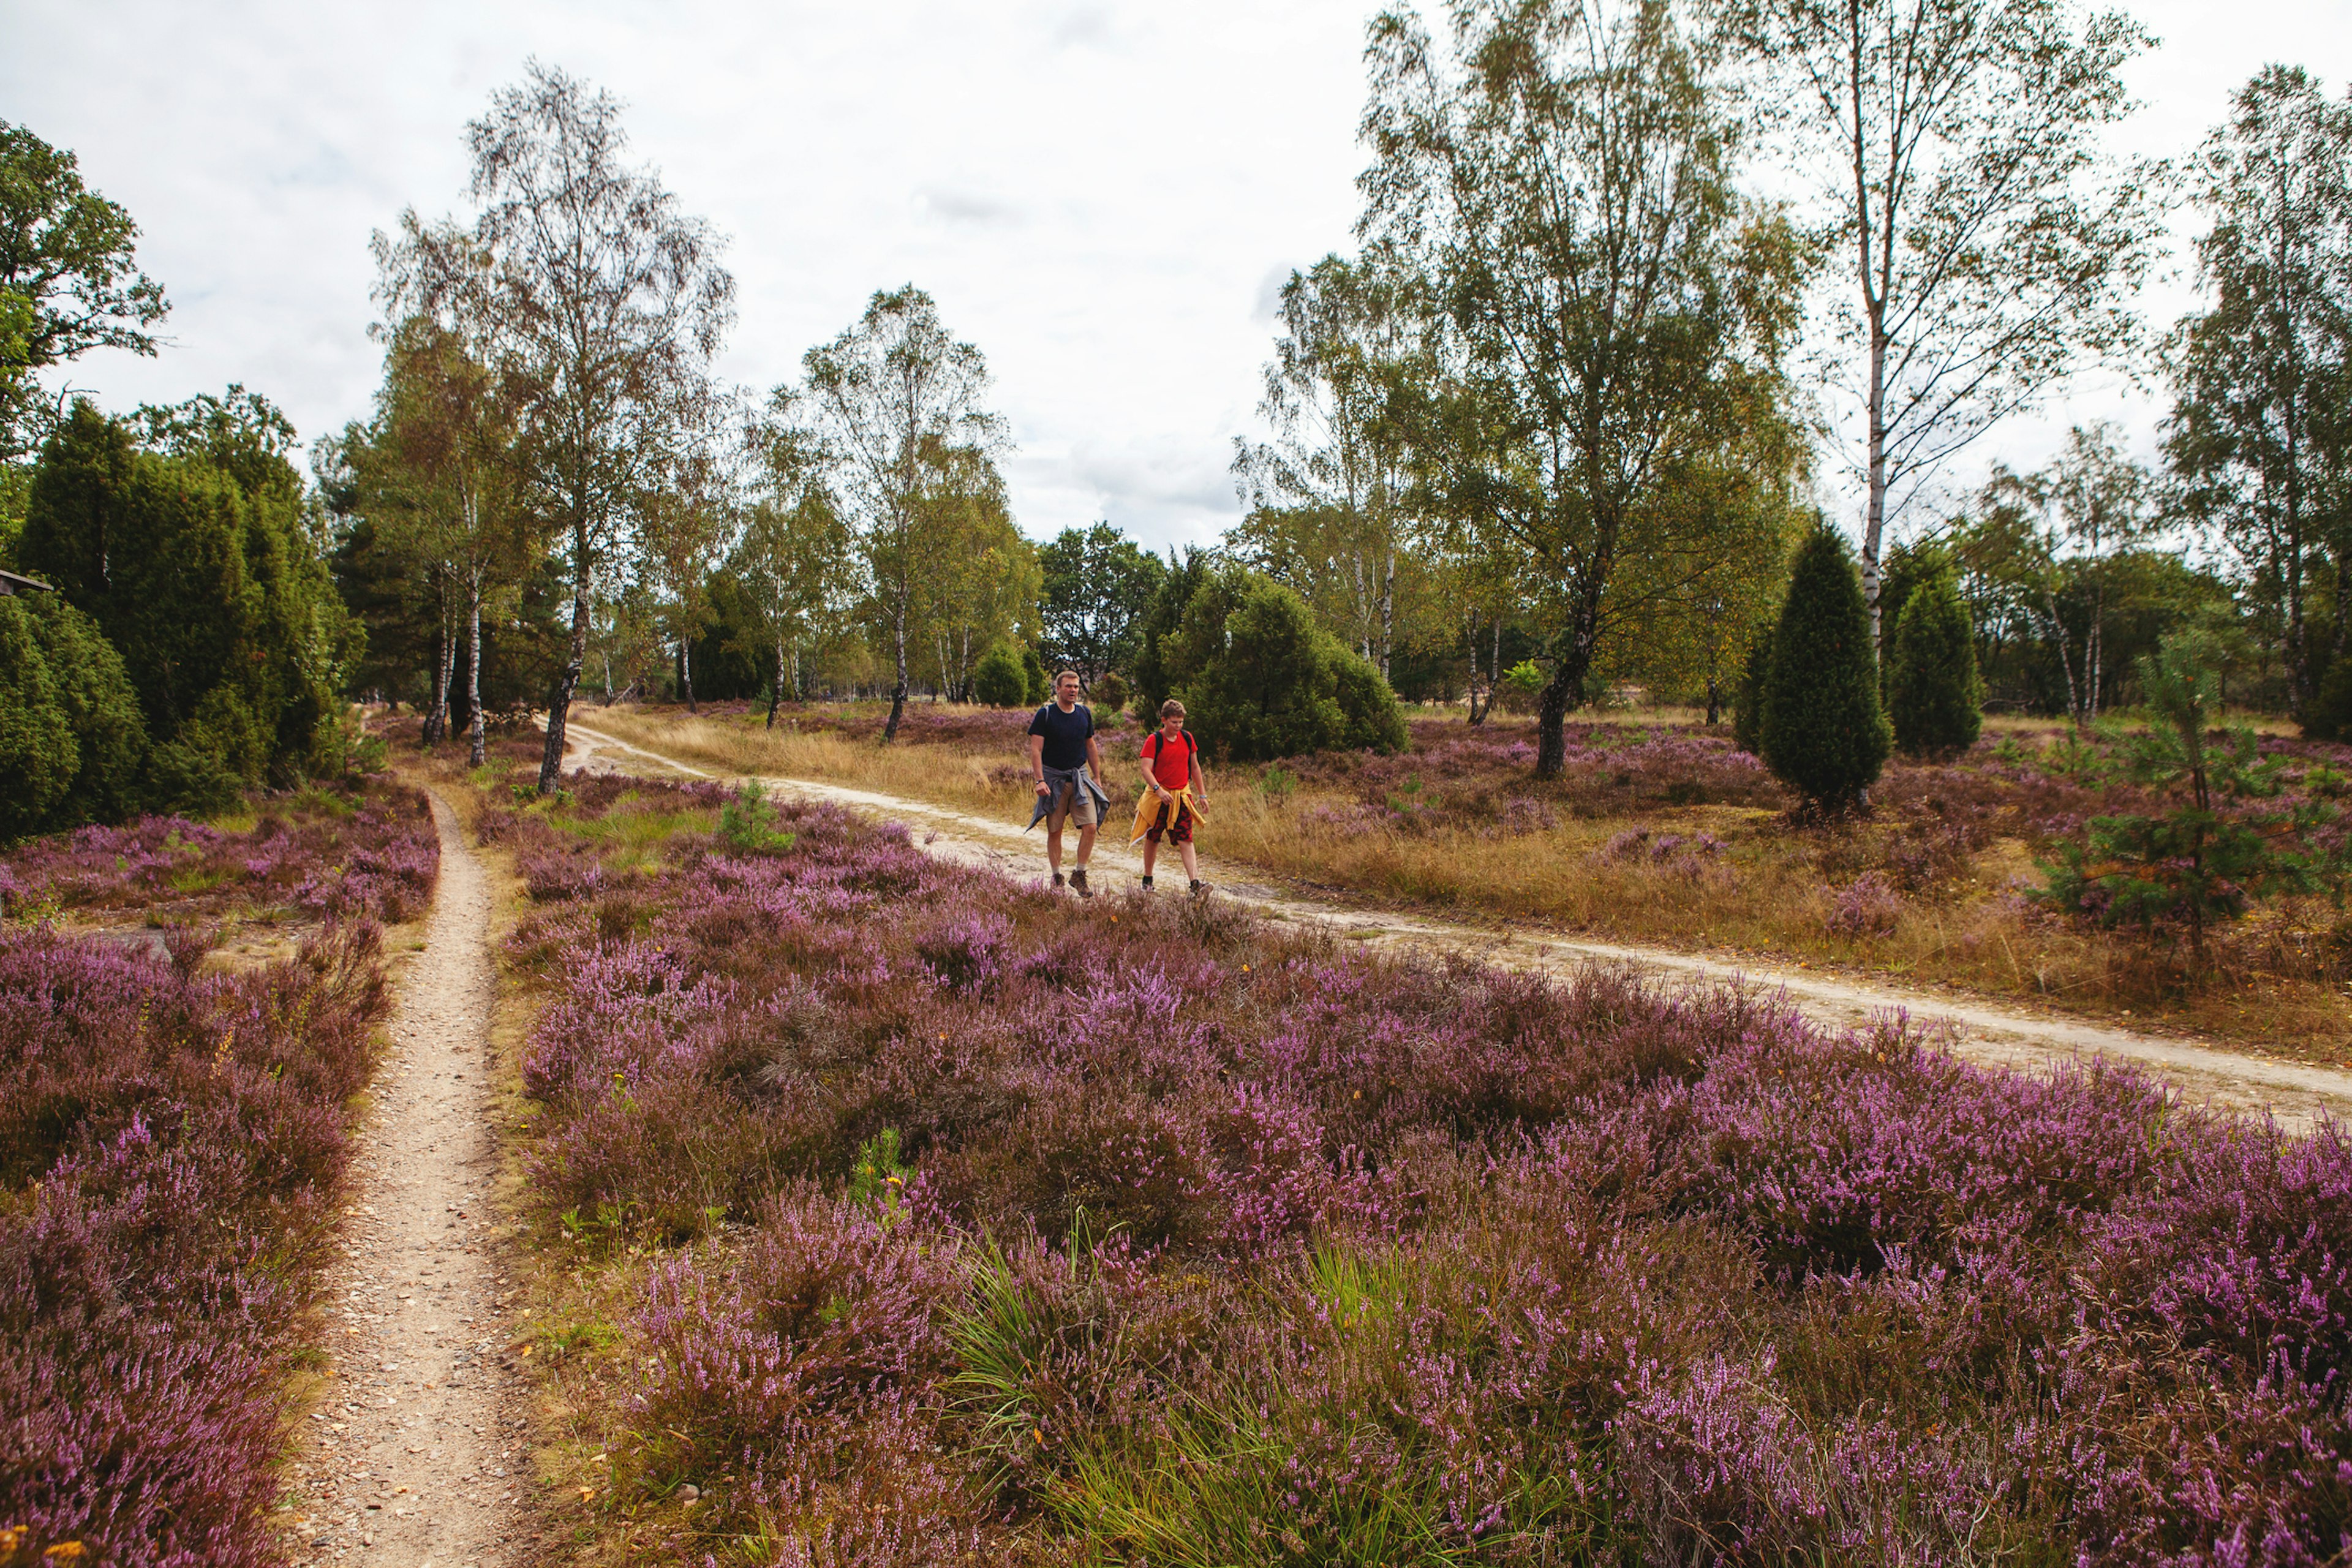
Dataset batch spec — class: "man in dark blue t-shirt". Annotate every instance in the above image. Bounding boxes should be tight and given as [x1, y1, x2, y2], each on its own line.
[1025, 669, 1107, 895]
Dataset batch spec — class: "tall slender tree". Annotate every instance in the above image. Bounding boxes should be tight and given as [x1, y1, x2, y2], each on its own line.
[388, 63, 736, 793]
[352, 313, 532, 764]
[794, 286, 1006, 740]
[736, 418, 853, 724]
[1727, 0, 2165, 647]
[638, 425, 740, 715]
[1234, 255, 1420, 677]
[2165, 66, 2352, 714]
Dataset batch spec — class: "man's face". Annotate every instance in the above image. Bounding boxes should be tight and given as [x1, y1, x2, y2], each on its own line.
[1057, 676, 1080, 703]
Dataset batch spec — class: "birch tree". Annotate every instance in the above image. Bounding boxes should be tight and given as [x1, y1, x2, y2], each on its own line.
[1363, 0, 1803, 776]
[1728, 0, 2164, 646]
[2165, 66, 2352, 713]
[1233, 254, 1420, 678]
[353, 317, 530, 765]
[796, 286, 1005, 740]
[736, 420, 853, 726]
[407, 62, 735, 793]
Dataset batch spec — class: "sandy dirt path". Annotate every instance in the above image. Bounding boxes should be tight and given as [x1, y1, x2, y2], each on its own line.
[282, 791, 519, 1568]
[560, 722, 2352, 1131]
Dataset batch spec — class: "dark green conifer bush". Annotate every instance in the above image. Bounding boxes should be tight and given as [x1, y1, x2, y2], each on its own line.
[0, 597, 75, 839]
[1732, 614, 1774, 756]
[971, 643, 1028, 708]
[1163, 567, 1403, 761]
[1887, 570, 1985, 758]
[1760, 522, 1890, 813]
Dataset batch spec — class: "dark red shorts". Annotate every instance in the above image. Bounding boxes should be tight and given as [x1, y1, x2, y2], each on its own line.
[1145, 799, 1197, 845]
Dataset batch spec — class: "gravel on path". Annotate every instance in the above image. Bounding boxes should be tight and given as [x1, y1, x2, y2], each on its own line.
[562, 720, 2352, 1132]
[280, 790, 523, 1568]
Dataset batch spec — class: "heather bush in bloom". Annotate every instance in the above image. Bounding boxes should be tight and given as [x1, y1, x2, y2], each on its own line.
[0, 919, 394, 1565]
[0, 775, 437, 926]
[500, 772, 2352, 1565]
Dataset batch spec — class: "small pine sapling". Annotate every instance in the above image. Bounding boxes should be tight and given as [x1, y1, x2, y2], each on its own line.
[2038, 630, 2339, 959]
[717, 777, 797, 854]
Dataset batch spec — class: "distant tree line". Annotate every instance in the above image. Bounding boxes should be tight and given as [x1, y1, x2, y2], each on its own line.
[10, 17, 2352, 825]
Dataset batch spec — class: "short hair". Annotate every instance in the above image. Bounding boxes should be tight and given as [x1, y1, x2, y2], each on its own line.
[1159, 698, 1186, 718]
[1055, 668, 1081, 685]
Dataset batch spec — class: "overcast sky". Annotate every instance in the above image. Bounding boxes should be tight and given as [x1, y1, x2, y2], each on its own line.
[5, 0, 2347, 552]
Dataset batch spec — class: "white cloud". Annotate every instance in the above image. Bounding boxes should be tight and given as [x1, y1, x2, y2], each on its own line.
[4, 0, 2345, 555]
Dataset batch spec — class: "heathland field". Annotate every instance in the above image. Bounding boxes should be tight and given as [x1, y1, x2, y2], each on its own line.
[576, 701, 2352, 1057]
[1, 781, 438, 1564]
[9, 730, 2352, 1566]
[439, 748, 2351, 1564]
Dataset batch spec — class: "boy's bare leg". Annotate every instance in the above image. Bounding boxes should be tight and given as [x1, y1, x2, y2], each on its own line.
[1141, 838, 1159, 878]
[1180, 841, 1199, 883]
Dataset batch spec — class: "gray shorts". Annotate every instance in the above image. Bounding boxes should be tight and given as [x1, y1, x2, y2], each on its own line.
[1048, 779, 1098, 828]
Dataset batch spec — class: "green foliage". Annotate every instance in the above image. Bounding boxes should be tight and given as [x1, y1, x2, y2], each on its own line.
[1094, 669, 1129, 715]
[18, 398, 356, 809]
[1759, 524, 1891, 812]
[1330, 647, 1409, 753]
[1021, 642, 1049, 707]
[22, 590, 145, 826]
[0, 595, 75, 838]
[1732, 613, 1773, 755]
[1163, 567, 1404, 762]
[715, 778, 796, 856]
[846, 1127, 908, 1224]
[972, 642, 1028, 708]
[0, 120, 170, 461]
[1874, 538, 1947, 696]
[1131, 546, 1211, 717]
[2038, 630, 2333, 954]
[1038, 521, 1166, 687]
[1887, 571, 1985, 758]
[1362, 2, 1808, 772]
[2166, 66, 2352, 713]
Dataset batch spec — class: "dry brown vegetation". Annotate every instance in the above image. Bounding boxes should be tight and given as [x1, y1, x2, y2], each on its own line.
[556, 701, 2352, 1058]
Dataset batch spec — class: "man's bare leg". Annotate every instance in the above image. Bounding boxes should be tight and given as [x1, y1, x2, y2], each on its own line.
[1046, 819, 1064, 880]
[1075, 822, 1097, 871]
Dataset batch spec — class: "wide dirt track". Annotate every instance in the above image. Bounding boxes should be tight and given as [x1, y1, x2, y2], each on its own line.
[557, 720, 2352, 1133]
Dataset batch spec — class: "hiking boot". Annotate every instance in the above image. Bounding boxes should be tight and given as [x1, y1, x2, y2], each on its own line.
[1139, 876, 1155, 891]
[1189, 879, 1211, 901]
[1070, 867, 1093, 899]
[1052, 872, 1066, 891]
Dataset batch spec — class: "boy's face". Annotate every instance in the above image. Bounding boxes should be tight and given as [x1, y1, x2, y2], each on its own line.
[1161, 714, 1184, 736]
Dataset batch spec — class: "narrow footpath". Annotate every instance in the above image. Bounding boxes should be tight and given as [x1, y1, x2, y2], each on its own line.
[562, 720, 2352, 1132]
[283, 791, 519, 1568]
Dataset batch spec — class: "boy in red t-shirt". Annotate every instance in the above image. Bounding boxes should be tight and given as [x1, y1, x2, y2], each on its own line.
[1134, 698, 1209, 897]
